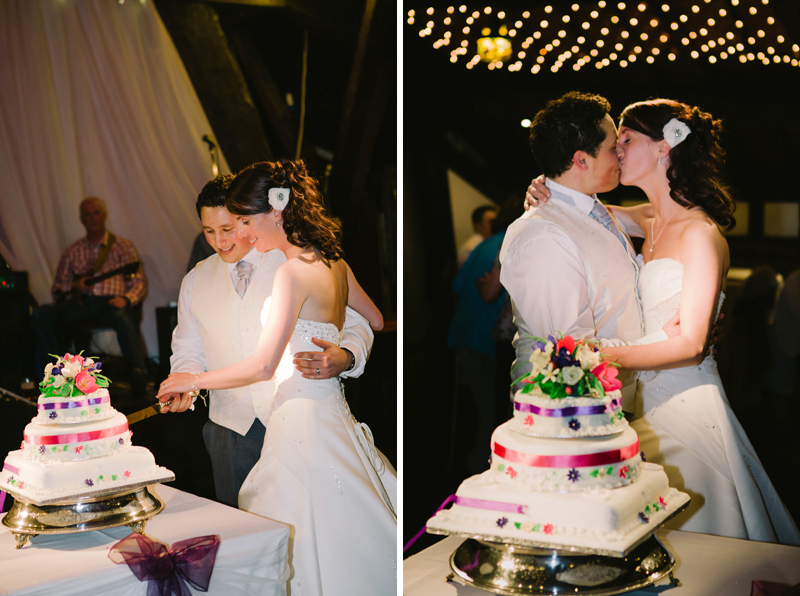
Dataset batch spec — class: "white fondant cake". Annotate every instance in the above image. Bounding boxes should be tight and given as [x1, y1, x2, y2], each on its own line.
[21, 411, 132, 463]
[427, 463, 688, 555]
[33, 388, 114, 424]
[0, 354, 173, 503]
[510, 390, 628, 438]
[426, 335, 690, 555]
[491, 422, 641, 491]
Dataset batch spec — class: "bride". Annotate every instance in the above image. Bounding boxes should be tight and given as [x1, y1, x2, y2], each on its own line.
[598, 99, 799, 544]
[157, 160, 397, 594]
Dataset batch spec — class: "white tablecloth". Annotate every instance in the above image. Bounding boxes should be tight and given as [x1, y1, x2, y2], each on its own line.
[0, 485, 290, 596]
[404, 532, 800, 596]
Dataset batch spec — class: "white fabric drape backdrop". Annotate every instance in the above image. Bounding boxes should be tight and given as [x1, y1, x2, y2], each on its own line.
[0, 0, 229, 361]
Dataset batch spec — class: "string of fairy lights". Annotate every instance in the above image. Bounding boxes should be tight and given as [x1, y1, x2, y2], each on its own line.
[407, 1, 800, 73]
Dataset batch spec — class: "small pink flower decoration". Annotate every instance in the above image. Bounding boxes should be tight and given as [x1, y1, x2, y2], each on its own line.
[524, 415, 534, 426]
[506, 466, 517, 479]
[18, 481, 24, 489]
[619, 465, 629, 478]
[659, 496, 667, 508]
[591, 362, 622, 392]
[124, 471, 131, 478]
[74, 446, 84, 454]
[543, 523, 554, 534]
[75, 369, 98, 394]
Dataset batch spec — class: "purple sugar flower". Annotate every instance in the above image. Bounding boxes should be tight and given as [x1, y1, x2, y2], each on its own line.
[497, 517, 509, 528]
[39, 446, 45, 454]
[567, 468, 580, 483]
[568, 418, 581, 431]
[638, 512, 649, 523]
[85, 479, 94, 487]
[49, 411, 58, 419]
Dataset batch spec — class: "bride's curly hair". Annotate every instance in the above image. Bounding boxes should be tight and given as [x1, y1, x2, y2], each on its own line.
[225, 160, 343, 261]
[620, 99, 736, 230]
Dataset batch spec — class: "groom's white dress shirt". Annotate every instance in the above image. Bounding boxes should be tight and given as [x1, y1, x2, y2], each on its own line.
[499, 180, 665, 406]
[170, 247, 373, 435]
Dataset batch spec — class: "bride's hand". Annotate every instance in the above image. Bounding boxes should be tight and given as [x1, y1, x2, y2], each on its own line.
[524, 175, 551, 210]
[156, 373, 196, 401]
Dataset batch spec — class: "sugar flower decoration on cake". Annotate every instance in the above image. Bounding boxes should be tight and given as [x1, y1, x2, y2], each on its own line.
[515, 334, 621, 398]
[40, 353, 110, 397]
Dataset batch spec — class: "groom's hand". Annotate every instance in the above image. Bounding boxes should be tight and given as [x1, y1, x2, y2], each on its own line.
[293, 338, 351, 379]
[662, 312, 680, 339]
[524, 175, 551, 210]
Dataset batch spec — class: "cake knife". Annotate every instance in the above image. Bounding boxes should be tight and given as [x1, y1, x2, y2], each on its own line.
[126, 398, 173, 425]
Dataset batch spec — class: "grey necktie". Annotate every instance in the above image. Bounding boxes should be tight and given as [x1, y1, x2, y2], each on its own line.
[589, 199, 628, 250]
[235, 261, 254, 298]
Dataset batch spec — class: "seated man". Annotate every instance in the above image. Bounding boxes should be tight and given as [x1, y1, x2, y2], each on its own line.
[33, 196, 148, 394]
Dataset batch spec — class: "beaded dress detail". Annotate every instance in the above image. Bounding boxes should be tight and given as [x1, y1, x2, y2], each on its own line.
[631, 256, 799, 544]
[238, 315, 397, 595]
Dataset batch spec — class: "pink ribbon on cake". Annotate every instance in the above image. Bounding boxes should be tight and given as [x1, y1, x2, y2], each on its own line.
[402, 494, 528, 554]
[38, 395, 109, 410]
[493, 437, 639, 468]
[514, 397, 620, 417]
[23, 422, 128, 446]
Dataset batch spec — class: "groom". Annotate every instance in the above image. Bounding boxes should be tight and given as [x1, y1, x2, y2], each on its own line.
[161, 175, 373, 508]
[499, 91, 672, 410]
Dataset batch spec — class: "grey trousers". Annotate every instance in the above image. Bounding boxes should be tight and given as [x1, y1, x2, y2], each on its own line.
[202, 417, 266, 508]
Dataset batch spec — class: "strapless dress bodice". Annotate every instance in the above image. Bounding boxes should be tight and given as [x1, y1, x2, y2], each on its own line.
[289, 318, 342, 352]
[636, 255, 724, 335]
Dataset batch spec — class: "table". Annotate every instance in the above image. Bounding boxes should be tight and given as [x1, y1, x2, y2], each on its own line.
[404, 532, 800, 596]
[0, 485, 290, 596]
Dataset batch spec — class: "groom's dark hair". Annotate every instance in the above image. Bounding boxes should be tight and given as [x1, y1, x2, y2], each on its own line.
[529, 91, 612, 178]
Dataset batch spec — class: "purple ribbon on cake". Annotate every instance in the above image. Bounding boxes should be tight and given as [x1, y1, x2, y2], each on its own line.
[402, 494, 528, 553]
[1, 463, 21, 512]
[109, 532, 220, 595]
[514, 397, 620, 417]
[38, 395, 109, 411]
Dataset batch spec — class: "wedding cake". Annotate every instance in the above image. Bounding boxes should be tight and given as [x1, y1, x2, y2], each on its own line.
[427, 335, 690, 555]
[1, 354, 173, 503]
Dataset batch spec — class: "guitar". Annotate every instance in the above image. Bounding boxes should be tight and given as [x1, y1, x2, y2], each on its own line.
[55, 261, 141, 303]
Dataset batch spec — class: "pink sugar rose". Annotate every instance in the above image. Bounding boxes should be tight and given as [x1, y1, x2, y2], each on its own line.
[591, 361, 622, 392]
[75, 369, 98, 394]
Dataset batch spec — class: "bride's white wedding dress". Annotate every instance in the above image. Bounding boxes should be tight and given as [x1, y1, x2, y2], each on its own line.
[239, 316, 397, 595]
[632, 256, 800, 544]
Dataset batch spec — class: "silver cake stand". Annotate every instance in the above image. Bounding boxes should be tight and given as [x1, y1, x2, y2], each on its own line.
[446, 534, 678, 596]
[2, 475, 174, 549]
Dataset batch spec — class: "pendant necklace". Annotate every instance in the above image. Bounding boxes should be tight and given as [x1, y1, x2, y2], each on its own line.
[650, 206, 678, 253]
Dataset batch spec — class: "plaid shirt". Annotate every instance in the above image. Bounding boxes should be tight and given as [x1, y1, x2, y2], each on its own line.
[52, 231, 147, 305]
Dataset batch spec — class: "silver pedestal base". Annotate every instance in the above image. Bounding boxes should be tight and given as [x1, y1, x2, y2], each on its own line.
[448, 534, 678, 595]
[2, 485, 166, 548]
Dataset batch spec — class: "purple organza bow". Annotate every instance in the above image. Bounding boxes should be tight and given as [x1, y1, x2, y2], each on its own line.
[108, 533, 221, 596]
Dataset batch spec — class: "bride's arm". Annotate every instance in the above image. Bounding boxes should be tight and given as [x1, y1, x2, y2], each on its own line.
[608, 203, 652, 239]
[345, 260, 384, 331]
[157, 263, 305, 396]
[602, 222, 725, 370]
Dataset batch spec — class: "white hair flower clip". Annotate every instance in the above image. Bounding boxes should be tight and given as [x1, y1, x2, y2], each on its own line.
[662, 118, 691, 148]
[268, 187, 290, 211]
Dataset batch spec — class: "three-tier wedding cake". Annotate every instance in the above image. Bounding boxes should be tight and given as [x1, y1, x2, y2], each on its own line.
[427, 335, 690, 555]
[1, 354, 172, 503]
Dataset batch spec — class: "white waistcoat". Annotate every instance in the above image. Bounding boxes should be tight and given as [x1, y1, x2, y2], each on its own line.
[190, 250, 284, 434]
[503, 197, 644, 405]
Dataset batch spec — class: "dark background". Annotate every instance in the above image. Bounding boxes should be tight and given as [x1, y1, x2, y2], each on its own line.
[403, 1, 800, 555]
